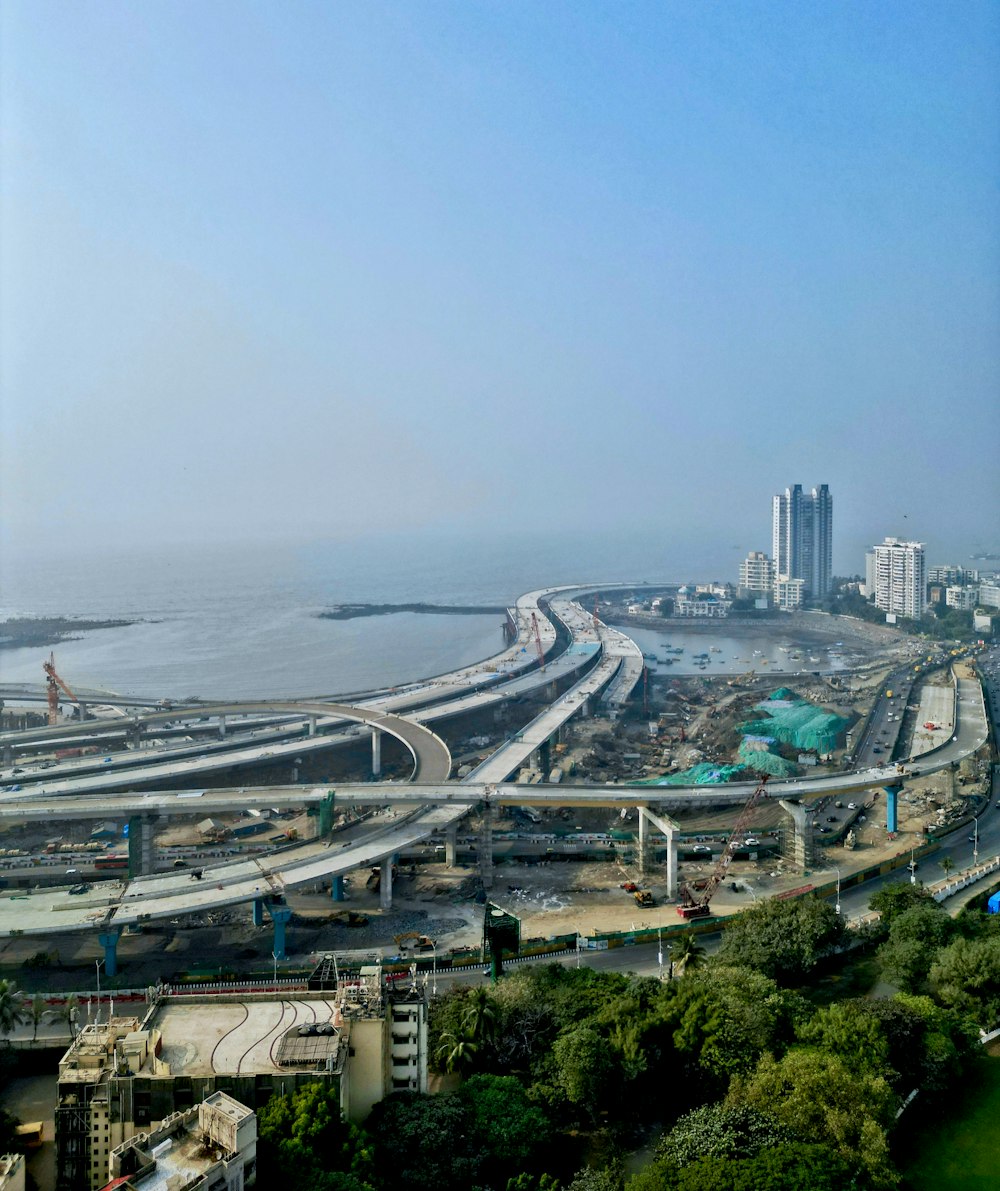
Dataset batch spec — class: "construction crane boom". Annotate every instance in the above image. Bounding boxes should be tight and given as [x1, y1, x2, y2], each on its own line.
[43, 652, 78, 726]
[677, 774, 769, 919]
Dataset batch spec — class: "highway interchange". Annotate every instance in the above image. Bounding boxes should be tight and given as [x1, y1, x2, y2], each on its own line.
[0, 588, 996, 961]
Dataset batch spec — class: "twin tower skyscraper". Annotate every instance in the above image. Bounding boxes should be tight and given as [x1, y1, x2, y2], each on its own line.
[772, 483, 833, 599]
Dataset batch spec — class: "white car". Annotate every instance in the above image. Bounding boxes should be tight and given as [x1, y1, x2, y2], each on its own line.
[848, 802, 857, 810]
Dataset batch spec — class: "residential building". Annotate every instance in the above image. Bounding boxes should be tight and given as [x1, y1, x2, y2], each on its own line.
[103, 1092, 256, 1191]
[772, 483, 833, 598]
[56, 971, 428, 1191]
[673, 587, 731, 618]
[773, 576, 806, 611]
[738, 552, 774, 598]
[870, 538, 926, 619]
[945, 586, 978, 611]
[0, 1155, 25, 1191]
[979, 582, 1000, 611]
[928, 565, 979, 586]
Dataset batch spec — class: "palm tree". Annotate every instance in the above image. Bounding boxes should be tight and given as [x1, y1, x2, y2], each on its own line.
[461, 988, 498, 1050]
[29, 994, 49, 1043]
[940, 855, 955, 879]
[0, 980, 28, 1042]
[669, 933, 707, 977]
[63, 993, 79, 1039]
[434, 1029, 479, 1074]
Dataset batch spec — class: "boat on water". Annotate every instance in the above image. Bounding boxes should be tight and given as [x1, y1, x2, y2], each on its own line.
[710, 646, 721, 653]
[643, 652, 657, 661]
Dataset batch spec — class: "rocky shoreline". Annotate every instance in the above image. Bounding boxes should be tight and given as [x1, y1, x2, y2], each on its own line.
[0, 616, 141, 650]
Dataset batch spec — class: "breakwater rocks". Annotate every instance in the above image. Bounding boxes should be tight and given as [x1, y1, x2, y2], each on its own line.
[0, 617, 142, 650]
[317, 602, 506, 621]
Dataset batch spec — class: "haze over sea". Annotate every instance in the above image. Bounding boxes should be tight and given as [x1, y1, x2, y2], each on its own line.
[0, 529, 732, 700]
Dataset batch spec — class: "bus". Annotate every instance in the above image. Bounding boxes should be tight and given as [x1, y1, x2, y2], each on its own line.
[94, 855, 128, 871]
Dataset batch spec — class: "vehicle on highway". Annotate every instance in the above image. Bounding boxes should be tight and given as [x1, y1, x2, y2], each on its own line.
[69, 884, 90, 895]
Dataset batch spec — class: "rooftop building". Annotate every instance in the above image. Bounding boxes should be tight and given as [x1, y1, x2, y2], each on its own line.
[0, 1154, 25, 1191]
[103, 1092, 255, 1191]
[56, 968, 427, 1191]
[738, 551, 774, 598]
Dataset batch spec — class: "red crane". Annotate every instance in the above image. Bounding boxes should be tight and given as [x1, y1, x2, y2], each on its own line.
[43, 652, 78, 726]
[677, 774, 770, 919]
[530, 612, 546, 671]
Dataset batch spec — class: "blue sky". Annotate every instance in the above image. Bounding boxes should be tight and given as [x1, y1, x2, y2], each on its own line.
[1, 1, 998, 571]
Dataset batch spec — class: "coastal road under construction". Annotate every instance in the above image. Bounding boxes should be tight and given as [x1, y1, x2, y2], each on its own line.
[0, 587, 990, 971]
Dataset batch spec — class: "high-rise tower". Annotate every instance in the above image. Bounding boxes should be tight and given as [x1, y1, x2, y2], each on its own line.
[771, 483, 833, 598]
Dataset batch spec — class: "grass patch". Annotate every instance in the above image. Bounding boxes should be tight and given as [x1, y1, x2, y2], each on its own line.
[896, 1055, 1000, 1191]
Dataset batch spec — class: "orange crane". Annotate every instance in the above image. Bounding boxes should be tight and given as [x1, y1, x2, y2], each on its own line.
[43, 652, 78, 726]
[530, 612, 545, 672]
[677, 774, 769, 919]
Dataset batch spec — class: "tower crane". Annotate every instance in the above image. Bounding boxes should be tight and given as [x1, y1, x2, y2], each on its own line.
[677, 774, 769, 919]
[43, 652, 78, 726]
[530, 612, 546, 671]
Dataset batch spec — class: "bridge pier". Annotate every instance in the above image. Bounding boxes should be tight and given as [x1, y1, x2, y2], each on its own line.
[252, 898, 264, 927]
[638, 807, 648, 877]
[330, 875, 345, 901]
[77, 701, 88, 721]
[127, 721, 143, 749]
[267, 903, 293, 961]
[379, 857, 393, 910]
[2, 745, 12, 766]
[637, 807, 679, 898]
[127, 815, 156, 879]
[218, 715, 226, 740]
[445, 824, 458, 867]
[884, 785, 902, 835]
[309, 715, 318, 737]
[778, 800, 814, 871]
[372, 728, 382, 778]
[318, 791, 335, 837]
[479, 800, 494, 890]
[98, 928, 122, 978]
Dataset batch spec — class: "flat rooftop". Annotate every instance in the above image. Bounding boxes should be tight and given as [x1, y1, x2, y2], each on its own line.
[148, 996, 340, 1076]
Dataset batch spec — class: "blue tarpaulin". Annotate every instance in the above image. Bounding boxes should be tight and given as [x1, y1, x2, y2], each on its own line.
[987, 892, 1000, 915]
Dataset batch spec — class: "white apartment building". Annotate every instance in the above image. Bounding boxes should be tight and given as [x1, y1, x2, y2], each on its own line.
[979, 581, 1000, 610]
[946, 586, 979, 611]
[773, 576, 805, 611]
[739, 551, 774, 596]
[772, 483, 833, 598]
[870, 538, 926, 619]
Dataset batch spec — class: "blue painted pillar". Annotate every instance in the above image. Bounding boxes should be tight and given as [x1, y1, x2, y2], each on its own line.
[884, 785, 900, 834]
[331, 875, 345, 901]
[252, 898, 264, 927]
[98, 929, 121, 977]
[269, 906, 293, 961]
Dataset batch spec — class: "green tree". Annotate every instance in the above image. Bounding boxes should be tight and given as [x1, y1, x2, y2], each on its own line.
[716, 897, 844, 983]
[29, 994, 48, 1043]
[0, 980, 27, 1041]
[656, 1103, 792, 1167]
[878, 902, 956, 991]
[366, 1091, 479, 1191]
[627, 1142, 856, 1191]
[669, 933, 706, 977]
[434, 1028, 479, 1075]
[508, 1176, 561, 1191]
[929, 935, 1000, 1022]
[727, 1049, 898, 1188]
[258, 1082, 374, 1191]
[868, 883, 936, 927]
[939, 855, 955, 879]
[551, 1025, 613, 1120]
[567, 1164, 624, 1191]
[461, 1074, 551, 1175]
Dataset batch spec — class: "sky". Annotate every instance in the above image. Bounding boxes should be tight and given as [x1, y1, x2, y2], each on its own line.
[2, 0, 998, 574]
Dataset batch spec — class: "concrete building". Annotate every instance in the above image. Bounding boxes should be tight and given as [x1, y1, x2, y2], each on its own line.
[979, 581, 1000, 610]
[738, 551, 774, 598]
[929, 565, 979, 586]
[773, 576, 805, 611]
[56, 971, 428, 1191]
[946, 586, 979, 611]
[772, 483, 833, 598]
[103, 1092, 256, 1191]
[870, 538, 926, 620]
[673, 587, 731, 618]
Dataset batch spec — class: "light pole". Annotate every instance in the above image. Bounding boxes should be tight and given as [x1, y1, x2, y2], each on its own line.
[974, 818, 979, 866]
[834, 868, 841, 915]
[95, 959, 104, 1025]
[271, 951, 279, 992]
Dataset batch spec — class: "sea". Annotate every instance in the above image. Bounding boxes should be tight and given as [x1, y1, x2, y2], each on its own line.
[0, 529, 741, 700]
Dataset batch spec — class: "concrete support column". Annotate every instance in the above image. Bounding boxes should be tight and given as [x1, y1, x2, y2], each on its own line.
[778, 800, 813, 872]
[372, 728, 382, 778]
[127, 815, 156, 879]
[127, 722, 142, 749]
[580, 698, 591, 718]
[379, 858, 393, 910]
[331, 875, 345, 901]
[269, 905, 293, 961]
[2, 745, 12, 765]
[318, 791, 335, 837]
[98, 929, 122, 978]
[884, 785, 901, 835]
[638, 807, 648, 878]
[445, 824, 458, 868]
[479, 800, 494, 890]
[77, 702, 88, 722]
[218, 715, 226, 740]
[309, 715, 318, 737]
[665, 828, 677, 899]
[252, 899, 264, 927]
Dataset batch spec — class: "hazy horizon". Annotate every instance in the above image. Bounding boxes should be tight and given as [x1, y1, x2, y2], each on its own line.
[2, 2, 998, 566]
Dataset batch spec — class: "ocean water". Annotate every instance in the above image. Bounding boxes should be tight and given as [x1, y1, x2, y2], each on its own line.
[0, 529, 734, 699]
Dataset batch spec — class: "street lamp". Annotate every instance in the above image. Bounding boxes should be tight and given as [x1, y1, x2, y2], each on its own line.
[973, 818, 979, 866]
[95, 959, 104, 1025]
[271, 951, 279, 992]
[834, 868, 841, 915]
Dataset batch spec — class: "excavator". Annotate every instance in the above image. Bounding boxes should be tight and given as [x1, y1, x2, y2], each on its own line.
[43, 653, 78, 726]
[677, 774, 769, 920]
[394, 931, 435, 953]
